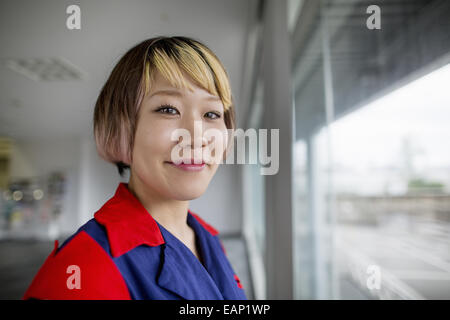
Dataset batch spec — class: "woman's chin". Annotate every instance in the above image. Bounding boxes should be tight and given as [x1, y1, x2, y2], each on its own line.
[169, 183, 209, 201]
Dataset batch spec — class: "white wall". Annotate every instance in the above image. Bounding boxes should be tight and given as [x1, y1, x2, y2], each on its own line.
[77, 137, 125, 227]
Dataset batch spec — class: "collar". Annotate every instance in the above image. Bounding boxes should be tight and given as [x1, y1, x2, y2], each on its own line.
[94, 183, 218, 257]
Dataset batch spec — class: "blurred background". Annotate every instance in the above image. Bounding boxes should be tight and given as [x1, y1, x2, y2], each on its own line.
[0, 0, 449, 300]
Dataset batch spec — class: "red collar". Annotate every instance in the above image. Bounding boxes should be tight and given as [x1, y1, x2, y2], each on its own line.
[94, 183, 218, 257]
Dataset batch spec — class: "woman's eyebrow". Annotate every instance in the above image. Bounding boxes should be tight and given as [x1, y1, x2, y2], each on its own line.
[148, 89, 221, 101]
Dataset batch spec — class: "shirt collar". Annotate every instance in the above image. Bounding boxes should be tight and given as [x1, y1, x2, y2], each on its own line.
[94, 183, 218, 258]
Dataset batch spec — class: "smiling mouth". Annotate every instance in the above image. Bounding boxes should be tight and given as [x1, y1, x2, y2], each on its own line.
[166, 158, 207, 165]
[165, 160, 206, 172]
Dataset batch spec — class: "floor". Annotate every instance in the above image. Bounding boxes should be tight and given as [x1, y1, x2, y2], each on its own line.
[0, 238, 55, 299]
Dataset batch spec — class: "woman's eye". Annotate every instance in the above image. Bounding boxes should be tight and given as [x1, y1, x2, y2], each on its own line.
[156, 105, 179, 115]
[205, 111, 221, 120]
[155, 106, 221, 119]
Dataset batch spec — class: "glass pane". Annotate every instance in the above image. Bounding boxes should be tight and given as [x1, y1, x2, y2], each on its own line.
[333, 64, 450, 300]
[292, 0, 450, 299]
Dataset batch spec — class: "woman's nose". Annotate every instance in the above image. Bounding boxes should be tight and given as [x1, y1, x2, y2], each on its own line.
[187, 114, 208, 142]
[179, 118, 208, 148]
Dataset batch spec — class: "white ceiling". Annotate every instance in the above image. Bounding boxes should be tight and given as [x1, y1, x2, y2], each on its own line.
[0, 0, 252, 142]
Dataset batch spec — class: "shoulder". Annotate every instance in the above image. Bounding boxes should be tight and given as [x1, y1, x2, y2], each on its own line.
[23, 228, 131, 300]
[189, 210, 219, 236]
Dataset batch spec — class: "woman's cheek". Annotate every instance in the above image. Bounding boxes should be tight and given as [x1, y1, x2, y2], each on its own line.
[139, 120, 171, 146]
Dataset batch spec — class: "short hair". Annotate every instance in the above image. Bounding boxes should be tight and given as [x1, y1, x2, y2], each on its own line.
[93, 36, 236, 176]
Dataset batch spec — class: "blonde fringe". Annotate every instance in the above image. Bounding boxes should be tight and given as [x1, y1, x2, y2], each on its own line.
[143, 41, 232, 111]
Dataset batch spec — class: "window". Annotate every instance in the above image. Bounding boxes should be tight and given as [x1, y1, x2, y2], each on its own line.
[292, 0, 450, 299]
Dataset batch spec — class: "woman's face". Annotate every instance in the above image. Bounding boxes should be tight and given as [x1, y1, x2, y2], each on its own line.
[129, 70, 229, 201]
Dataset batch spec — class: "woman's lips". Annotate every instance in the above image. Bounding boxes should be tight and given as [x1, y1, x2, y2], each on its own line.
[166, 161, 206, 172]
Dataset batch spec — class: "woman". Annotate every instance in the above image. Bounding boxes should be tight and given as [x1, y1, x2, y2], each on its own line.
[23, 36, 246, 300]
